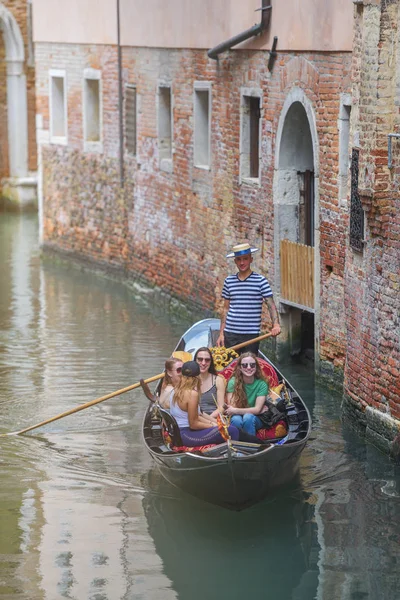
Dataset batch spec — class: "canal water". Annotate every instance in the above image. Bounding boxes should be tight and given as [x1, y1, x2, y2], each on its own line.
[0, 212, 399, 600]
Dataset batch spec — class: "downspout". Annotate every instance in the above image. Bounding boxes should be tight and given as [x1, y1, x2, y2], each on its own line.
[208, 0, 272, 60]
[117, 0, 124, 187]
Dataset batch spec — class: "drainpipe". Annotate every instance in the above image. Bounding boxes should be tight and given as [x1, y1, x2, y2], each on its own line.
[207, 0, 272, 60]
[117, 0, 124, 187]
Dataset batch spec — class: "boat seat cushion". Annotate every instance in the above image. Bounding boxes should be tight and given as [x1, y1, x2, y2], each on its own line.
[256, 420, 287, 440]
[219, 358, 279, 388]
[170, 443, 217, 453]
[158, 409, 218, 453]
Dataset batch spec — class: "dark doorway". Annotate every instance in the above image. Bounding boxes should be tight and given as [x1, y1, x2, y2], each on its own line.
[301, 312, 315, 361]
[299, 169, 315, 247]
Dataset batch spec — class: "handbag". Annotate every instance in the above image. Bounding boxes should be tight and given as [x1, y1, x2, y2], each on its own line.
[258, 399, 286, 428]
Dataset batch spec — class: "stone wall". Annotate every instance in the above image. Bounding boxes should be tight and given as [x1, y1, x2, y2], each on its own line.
[343, 1, 400, 454]
[0, 1, 37, 201]
[36, 41, 351, 366]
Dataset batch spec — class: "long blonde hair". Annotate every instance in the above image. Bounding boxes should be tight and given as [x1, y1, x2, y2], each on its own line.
[231, 352, 267, 408]
[173, 375, 201, 406]
[161, 357, 182, 389]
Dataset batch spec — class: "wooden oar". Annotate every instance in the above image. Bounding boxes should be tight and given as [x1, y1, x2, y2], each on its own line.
[2, 331, 275, 437]
[228, 331, 273, 352]
[2, 372, 165, 437]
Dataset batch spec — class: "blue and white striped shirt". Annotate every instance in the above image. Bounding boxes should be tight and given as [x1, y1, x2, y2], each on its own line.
[222, 272, 273, 334]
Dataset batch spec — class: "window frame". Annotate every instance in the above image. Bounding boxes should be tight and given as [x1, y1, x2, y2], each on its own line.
[240, 88, 262, 186]
[125, 84, 137, 157]
[83, 68, 103, 153]
[157, 83, 173, 171]
[49, 68, 68, 145]
[193, 81, 212, 170]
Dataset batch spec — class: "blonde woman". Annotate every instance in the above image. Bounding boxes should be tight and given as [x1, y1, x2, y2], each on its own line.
[158, 357, 183, 408]
[170, 361, 241, 445]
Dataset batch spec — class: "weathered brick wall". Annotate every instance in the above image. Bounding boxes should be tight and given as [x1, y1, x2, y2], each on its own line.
[344, 1, 400, 448]
[36, 42, 351, 364]
[0, 1, 37, 175]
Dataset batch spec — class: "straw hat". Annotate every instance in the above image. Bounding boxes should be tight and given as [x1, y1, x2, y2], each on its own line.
[226, 243, 259, 259]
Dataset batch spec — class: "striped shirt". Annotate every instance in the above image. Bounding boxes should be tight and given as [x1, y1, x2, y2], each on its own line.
[222, 272, 273, 334]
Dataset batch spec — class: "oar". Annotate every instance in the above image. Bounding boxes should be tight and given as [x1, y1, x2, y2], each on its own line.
[2, 331, 275, 437]
[2, 372, 165, 437]
[228, 331, 273, 352]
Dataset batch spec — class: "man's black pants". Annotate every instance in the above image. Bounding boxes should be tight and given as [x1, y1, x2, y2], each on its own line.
[224, 331, 260, 355]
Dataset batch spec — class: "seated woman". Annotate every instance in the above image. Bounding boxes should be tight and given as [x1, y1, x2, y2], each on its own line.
[194, 346, 226, 418]
[225, 352, 269, 436]
[158, 357, 183, 408]
[170, 361, 241, 446]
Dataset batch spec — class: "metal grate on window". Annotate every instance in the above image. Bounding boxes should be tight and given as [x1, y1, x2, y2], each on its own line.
[249, 97, 260, 178]
[125, 85, 137, 155]
[350, 148, 364, 252]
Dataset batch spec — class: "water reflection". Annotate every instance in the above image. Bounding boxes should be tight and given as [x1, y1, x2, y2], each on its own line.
[142, 470, 319, 599]
[1, 212, 400, 600]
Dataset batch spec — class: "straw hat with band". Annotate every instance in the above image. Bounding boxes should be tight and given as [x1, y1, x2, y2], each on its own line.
[226, 243, 259, 259]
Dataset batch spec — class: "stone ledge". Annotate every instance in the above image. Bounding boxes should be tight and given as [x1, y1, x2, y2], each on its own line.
[342, 393, 400, 458]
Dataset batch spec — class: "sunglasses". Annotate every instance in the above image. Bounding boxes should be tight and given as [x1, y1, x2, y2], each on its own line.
[241, 362, 256, 369]
[196, 357, 211, 363]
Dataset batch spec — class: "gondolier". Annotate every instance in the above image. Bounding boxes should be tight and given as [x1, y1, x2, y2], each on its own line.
[216, 243, 281, 355]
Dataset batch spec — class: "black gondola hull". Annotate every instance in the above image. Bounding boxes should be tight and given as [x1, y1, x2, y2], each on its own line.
[148, 442, 304, 510]
[142, 318, 311, 510]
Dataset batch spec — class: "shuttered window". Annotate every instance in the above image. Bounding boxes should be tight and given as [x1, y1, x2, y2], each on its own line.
[350, 148, 364, 252]
[125, 85, 137, 156]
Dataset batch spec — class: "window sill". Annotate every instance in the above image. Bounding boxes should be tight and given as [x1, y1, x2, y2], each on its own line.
[160, 158, 173, 173]
[84, 141, 103, 154]
[241, 176, 260, 187]
[194, 164, 210, 171]
[50, 136, 68, 146]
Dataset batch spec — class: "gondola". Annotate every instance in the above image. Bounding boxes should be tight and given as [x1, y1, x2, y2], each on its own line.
[142, 318, 311, 510]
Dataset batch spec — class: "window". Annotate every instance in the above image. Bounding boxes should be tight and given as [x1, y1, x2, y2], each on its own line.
[125, 85, 137, 156]
[338, 98, 351, 203]
[350, 148, 364, 252]
[49, 69, 67, 144]
[83, 68, 102, 151]
[158, 86, 172, 163]
[194, 83, 211, 168]
[241, 92, 261, 181]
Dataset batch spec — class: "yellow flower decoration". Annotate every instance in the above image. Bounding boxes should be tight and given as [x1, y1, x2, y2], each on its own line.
[210, 346, 239, 371]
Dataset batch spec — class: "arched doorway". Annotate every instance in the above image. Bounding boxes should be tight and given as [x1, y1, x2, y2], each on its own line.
[273, 89, 320, 362]
[0, 3, 36, 206]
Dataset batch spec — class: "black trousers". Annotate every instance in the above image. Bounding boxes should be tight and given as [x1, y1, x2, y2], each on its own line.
[224, 331, 260, 356]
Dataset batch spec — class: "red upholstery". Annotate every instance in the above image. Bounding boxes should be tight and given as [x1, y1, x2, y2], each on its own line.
[162, 427, 217, 453]
[219, 358, 279, 388]
[171, 444, 217, 453]
[256, 421, 287, 440]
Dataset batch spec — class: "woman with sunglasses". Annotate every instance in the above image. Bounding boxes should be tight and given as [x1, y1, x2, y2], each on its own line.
[194, 347, 226, 418]
[225, 352, 269, 436]
[158, 357, 183, 408]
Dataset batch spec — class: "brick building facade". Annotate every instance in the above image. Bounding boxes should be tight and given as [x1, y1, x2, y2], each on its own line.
[343, 0, 400, 455]
[32, 1, 399, 451]
[0, 0, 37, 207]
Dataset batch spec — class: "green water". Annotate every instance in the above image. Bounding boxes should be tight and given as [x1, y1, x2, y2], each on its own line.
[0, 212, 399, 600]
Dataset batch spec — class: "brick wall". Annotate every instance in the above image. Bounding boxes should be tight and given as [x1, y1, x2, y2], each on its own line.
[344, 1, 400, 448]
[36, 42, 351, 366]
[0, 1, 37, 177]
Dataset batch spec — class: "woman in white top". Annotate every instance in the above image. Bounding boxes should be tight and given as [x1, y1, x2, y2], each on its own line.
[170, 361, 241, 446]
[158, 357, 183, 408]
